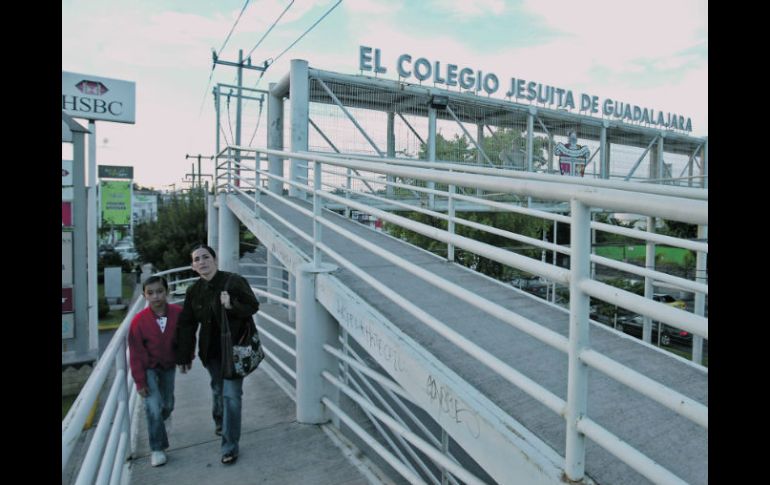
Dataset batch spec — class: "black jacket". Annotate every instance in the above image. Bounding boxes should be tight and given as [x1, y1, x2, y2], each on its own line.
[175, 270, 259, 366]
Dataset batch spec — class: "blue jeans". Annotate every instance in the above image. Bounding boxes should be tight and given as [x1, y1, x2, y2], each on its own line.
[143, 367, 176, 452]
[206, 358, 244, 456]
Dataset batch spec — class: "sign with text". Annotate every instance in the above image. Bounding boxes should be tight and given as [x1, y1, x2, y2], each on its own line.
[62, 312, 74, 339]
[101, 180, 132, 225]
[358, 46, 693, 132]
[62, 232, 73, 285]
[62, 201, 73, 227]
[62, 160, 73, 186]
[99, 165, 134, 179]
[62, 287, 73, 313]
[62, 71, 135, 124]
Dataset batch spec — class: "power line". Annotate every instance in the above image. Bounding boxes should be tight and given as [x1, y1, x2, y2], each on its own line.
[249, 0, 341, 92]
[197, 0, 252, 116]
[225, 91, 236, 144]
[271, 0, 342, 66]
[246, 0, 295, 60]
[217, 0, 252, 56]
[247, 97, 265, 147]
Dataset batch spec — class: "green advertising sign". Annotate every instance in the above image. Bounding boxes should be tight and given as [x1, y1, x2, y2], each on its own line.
[101, 180, 132, 225]
[98, 165, 134, 179]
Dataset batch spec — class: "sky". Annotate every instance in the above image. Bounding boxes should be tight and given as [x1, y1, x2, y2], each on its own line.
[62, 0, 708, 190]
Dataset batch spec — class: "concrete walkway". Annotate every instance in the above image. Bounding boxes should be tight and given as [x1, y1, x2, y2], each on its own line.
[127, 360, 378, 485]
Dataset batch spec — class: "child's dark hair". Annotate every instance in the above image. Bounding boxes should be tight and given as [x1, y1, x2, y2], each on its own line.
[142, 275, 168, 292]
[191, 243, 217, 259]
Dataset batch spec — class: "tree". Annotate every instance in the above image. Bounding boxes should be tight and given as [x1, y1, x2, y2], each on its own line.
[134, 189, 207, 270]
[416, 128, 549, 171]
[385, 211, 549, 281]
[135, 189, 261, 270]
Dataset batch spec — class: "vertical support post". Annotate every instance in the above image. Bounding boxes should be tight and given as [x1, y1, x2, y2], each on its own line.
[217, 192, 239, 273]
[692, 225, 707, 364]
[214, 88, 221, 193]
[688, 152, 695, 188]
[235, 49, 243, 188]
[67, 129, 91, 362]
[600, 121, 609, 179]
[288, 274, 296, 323]
[541, 228, 548, 300]
[657, 133, 665, 184]
[295, 262, 339, 424]
[427, 106, 437, 208]
[547, 133, 554, 175]
[226, 147, 232, 191]
[565, 198, 590, 481]
[87, 121, 99, 358]
[644, 216, 656, 344]
[313, 160, 323, 267]
[268, 82, 284, 196]
[590, 211, 596, 280]
[447, 172, 455, 262]
[527, 107, 535, 206]
[476, 123, 484, 196]
[526, 108, 535, 173]
[207, 191, 219, 251]
[551, 219, 558, 303]
[387, 111, 395, 197]
[290, 59, 309, 199]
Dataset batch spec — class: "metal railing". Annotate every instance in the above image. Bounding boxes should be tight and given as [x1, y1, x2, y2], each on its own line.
[214, 145, 707, 485]
[62, 263, 302, 485]
[62, 267, 195, 485]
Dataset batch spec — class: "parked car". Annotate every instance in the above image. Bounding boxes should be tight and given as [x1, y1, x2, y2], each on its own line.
[615, 315, 691, 346]
[653, 293, 686, 310]
[117, 248, 139, 262]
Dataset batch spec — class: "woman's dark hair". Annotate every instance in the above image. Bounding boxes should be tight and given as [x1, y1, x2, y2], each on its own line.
[142, 275, 168, 291]
[191, 243, 217, 260]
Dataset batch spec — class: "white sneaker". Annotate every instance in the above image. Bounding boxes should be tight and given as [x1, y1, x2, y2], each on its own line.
[150, 451, 167, 467]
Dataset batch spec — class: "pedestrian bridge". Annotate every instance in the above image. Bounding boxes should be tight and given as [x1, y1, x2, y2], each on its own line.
[62, 148, 708, 485]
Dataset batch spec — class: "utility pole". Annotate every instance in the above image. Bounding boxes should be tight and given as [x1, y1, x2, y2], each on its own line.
[212, 49, 267, 188]
[185, 154, 214, 189]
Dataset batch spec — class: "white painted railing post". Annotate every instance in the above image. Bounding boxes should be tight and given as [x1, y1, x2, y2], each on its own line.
[290, 59, 309, 200]
[313, 160, 323, 267]
[565, 198, 591, 481]
[644, 216, 656, 344]
[218, 192, 239, 273]
[692, 224, 708, 364]
[207, 191, 219, 252]
[295, 262, 339, 423]
[447, 175, 455, 262]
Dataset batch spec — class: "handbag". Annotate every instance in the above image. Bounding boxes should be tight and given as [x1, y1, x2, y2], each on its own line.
[220, 275, 265, 379]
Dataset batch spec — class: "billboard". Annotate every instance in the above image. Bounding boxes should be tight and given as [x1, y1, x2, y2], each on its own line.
[62, 71, 135, 124]
[101, 180, 132, 225]
[133, 193, 158, 223]
[99, 165, 134, 179]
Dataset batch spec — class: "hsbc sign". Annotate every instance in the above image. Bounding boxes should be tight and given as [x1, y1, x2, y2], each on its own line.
[62, 71, 135, 124]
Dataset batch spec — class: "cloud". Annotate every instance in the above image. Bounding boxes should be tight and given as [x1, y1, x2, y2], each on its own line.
[431, 0, 507, 18]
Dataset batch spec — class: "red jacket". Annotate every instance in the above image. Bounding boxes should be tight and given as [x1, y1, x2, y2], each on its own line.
[127, 303, 182, 391]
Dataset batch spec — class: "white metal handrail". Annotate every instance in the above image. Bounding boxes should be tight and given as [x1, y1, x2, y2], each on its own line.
[219, 145, 707, 484]
[62, 296, 144, 484]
